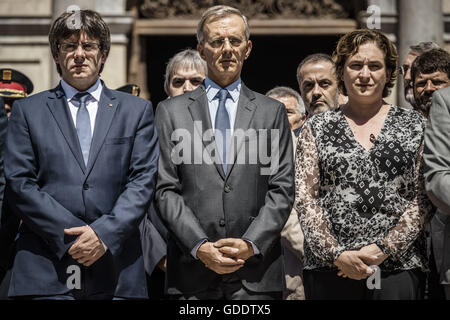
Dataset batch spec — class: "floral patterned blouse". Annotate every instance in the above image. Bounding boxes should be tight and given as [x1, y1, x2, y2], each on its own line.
[294, 106, 432, 271]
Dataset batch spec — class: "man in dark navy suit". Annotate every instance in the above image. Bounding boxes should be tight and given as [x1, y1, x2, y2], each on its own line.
[0, 69, 33, 299]
[3, 9, 158, 299]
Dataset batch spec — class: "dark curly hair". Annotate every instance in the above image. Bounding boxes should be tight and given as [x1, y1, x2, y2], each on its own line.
[411, 48, 450, 85]
[332, 29, 398, 98]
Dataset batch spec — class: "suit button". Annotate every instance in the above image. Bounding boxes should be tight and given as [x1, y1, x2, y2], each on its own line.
[83, 183, 90, 190]
[219, 219, 226, 227]
[224, 185, 231, 193]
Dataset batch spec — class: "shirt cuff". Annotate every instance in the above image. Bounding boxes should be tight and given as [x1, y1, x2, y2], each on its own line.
[243, 239, 259, 255]
[375, 239, 392, 258]
[191, 238, 208, 259]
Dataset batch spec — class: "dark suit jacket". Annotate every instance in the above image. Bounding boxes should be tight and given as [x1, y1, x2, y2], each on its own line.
[0, 96, 11, 276]
[155, 83, 294, 295]
[4, 82, 159, 298]
[0, 97, 7, 221]
[139, 202, 167, 276]
[424, 86, 450, 287]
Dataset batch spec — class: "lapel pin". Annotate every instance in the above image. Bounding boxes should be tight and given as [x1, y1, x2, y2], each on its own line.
[109, 104, 113, 108]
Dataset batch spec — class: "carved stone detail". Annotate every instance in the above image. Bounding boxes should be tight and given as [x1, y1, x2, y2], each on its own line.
[139, 0, 354, 19]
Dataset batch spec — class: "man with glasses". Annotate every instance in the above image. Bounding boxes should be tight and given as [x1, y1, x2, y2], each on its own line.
[3, 9, 159, 300]
[155, 5, 294, 300]
[400, 42, 440, 108]
[164, 49, 207, 98]
[411, 48, 450, 117]
[413, 48, 450, 300]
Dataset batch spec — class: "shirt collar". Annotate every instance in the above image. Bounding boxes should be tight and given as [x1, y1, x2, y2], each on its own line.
[204, 76, 241, 103]
[60, 77, 103, 102]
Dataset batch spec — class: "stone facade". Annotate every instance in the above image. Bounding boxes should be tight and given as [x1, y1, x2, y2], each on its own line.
[0, 0, 448, 104]
[0, 0, 132, 94]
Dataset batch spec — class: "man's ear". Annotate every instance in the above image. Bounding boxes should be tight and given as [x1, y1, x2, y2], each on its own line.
[244, 40, 252, 60]
[100, 51, 108, 64]
[198, 43, 207, 59]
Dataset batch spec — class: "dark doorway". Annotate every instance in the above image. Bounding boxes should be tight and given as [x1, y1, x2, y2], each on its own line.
[146, 34, 342, 106]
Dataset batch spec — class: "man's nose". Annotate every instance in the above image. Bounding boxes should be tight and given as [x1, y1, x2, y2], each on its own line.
[222, 38, 233, 52]
[424, 80, 436, 92]
[74, 43, 86, 58]
[312, 83, 322, 97]
[183, 80, 193, 92]
[404, 67, 411, 82]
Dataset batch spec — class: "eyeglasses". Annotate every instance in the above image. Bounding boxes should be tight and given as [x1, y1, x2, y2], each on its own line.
[399, 65, 409, 76]
[171, 77, 204, 88]
[58, 42, 101, 53]
[207, 37, 244, 48]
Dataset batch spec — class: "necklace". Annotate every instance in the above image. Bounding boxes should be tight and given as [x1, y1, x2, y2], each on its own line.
[342, 104, 386, 144]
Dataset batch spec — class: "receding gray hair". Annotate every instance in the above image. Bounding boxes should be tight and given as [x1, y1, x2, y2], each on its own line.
[164, 48, 207, 95]
[409, 41, 440, 55]
[196, 5, 250, 44]
[266, 86, 306, 115]
[296, 53, 336, 88]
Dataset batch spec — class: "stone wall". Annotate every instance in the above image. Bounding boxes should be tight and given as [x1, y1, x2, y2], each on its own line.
[0, 0, 132, 94]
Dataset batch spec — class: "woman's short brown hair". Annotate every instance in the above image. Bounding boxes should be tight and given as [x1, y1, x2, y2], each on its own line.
[332, 29, 398, 98]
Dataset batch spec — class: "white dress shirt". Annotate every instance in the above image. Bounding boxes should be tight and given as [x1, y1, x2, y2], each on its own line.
[60, 77, 102, 135]
[60, 77, 107, 251]
[191, 77, 259, 259]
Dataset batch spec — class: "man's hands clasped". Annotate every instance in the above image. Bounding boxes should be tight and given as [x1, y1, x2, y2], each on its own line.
[197, 238, 255, 275]
[64, 225, 107, 267]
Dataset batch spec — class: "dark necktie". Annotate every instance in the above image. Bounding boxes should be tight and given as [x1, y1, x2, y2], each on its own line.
[72, 92, 92, 166]
[215, 89, 230, 174]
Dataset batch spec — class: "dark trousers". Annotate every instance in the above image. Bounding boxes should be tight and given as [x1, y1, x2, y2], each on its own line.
[170, 275, 282, 300]
[304, 268, 425, 300]
[427, 248, 445, 299]
[146, 268, 167, 300]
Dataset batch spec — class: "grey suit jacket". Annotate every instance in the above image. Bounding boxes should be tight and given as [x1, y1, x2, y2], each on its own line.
[424, 86, 450, 285]
[155, 83, 294, 295]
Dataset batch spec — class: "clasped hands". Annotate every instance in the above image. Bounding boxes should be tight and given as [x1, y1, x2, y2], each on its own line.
[333, 244, 388, 280]
[196, 238, 254, 275]
[64, 225, 107, 267]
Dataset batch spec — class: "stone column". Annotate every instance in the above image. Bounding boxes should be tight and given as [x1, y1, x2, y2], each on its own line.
[398, 0, 444, 107]
[359, 0, 399, 106]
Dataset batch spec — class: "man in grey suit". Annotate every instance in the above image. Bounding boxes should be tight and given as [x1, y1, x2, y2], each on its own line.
[418, 49, 450, 300]
[155, 5, 294, 300]
[3, 9, 158, 299]
[424, 86, 450, 299]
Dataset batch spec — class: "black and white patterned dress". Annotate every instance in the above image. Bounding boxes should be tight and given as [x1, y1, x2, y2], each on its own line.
[294, 106, 432, 271]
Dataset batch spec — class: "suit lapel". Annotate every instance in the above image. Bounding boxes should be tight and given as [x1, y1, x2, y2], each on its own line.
[187, 86, 226, 180]
[46, 85, 86, 173]
[85, 86, 118, 176]
[227, 84, 257, 176]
